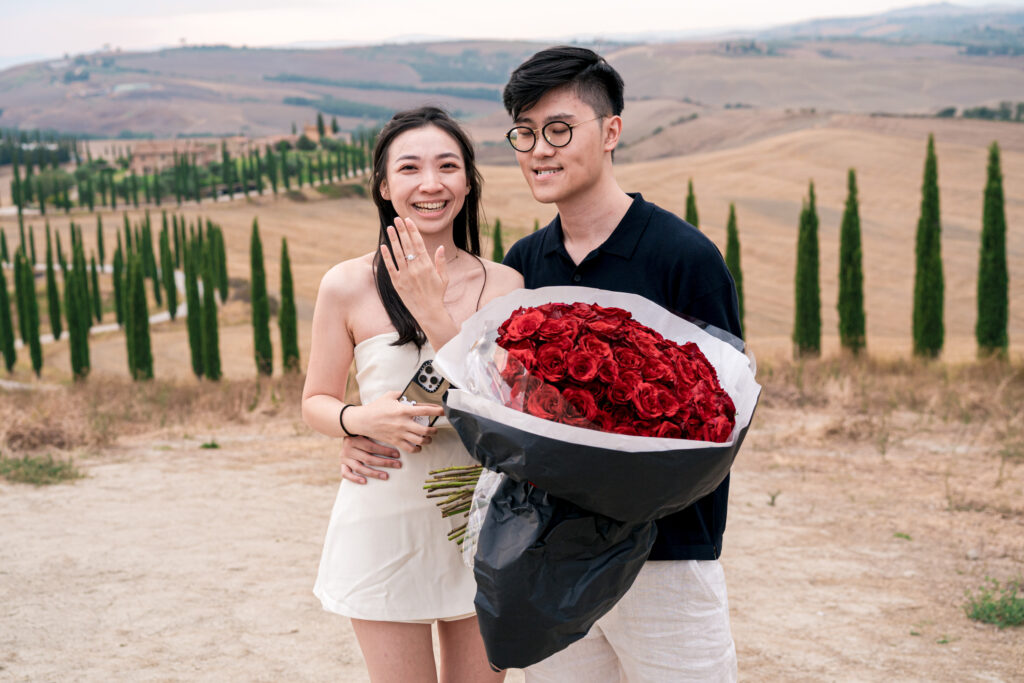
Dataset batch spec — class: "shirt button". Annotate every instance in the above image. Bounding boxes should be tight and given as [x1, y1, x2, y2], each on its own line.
[573, 275, 581, 282]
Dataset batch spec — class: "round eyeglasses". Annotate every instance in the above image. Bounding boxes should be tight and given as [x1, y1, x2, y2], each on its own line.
[505, 116, 604, 153]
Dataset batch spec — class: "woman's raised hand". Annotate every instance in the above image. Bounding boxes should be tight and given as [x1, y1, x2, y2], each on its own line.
[346, 390, 443, 453]
[380, 217, 451, 321]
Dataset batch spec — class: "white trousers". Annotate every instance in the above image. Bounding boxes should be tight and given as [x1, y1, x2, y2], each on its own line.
[524, 560, 737, 683]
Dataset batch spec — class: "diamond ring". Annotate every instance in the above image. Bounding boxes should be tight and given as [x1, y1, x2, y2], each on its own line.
[406, 253, 418, 261]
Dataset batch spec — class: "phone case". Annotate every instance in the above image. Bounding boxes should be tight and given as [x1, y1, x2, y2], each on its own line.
[400, 361, 452, 427]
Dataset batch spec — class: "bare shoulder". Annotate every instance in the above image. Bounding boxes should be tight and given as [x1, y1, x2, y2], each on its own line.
[317, 252, 377, 302]
[480, 259, 524, 304]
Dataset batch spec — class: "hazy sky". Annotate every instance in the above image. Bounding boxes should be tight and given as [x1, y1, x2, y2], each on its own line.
[2, 0, 1020, 68]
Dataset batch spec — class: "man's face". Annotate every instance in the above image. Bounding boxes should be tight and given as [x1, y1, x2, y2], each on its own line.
[511, 87, 613, 205]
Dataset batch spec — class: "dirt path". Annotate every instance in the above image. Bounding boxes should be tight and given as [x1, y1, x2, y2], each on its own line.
[1, 402, 1022, 681]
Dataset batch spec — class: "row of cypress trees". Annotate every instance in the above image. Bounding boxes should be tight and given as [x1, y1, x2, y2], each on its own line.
[1, 211, 301, 381]
[789, 136, 1009, 359]
[248, 218, 300, 377]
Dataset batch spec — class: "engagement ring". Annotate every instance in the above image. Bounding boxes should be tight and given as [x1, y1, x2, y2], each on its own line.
[406, 254, 418, 261]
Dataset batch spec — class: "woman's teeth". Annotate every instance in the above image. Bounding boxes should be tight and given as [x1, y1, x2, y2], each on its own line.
[414, 201, 447, 210]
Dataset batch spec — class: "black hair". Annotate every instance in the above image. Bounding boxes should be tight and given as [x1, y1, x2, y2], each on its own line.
[503, 46, 625, 120]
[370, 106, 482, 349]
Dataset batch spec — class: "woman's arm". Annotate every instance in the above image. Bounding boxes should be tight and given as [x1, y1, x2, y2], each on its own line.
[301, 260, 442, 452]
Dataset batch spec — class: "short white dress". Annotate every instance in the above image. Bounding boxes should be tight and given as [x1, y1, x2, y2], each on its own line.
[313, 331, 478, 622]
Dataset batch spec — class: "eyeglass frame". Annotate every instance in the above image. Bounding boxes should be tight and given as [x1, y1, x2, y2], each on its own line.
[504, 116, 605, 153]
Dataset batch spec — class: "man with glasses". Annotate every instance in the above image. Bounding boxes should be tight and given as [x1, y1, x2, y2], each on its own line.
[500, 46, 741, 682]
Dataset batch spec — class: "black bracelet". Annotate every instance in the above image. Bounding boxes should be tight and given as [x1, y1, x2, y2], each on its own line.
[339, 404, 360, 438]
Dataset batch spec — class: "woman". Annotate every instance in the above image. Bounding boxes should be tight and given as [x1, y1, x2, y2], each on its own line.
[301, 106, 523, 682]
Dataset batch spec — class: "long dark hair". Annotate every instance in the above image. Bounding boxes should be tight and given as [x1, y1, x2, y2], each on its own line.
[371, 106, 483, 348]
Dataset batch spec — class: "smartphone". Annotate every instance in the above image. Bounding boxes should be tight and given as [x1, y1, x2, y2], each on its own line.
[400, 360, 453, 427]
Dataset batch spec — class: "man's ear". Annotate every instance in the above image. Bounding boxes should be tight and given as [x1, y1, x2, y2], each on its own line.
[379, 179, 390, 201]
[603, 115, 623, 153]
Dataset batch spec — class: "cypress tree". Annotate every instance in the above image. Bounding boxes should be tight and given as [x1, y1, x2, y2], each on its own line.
[13, 248, 30, 343]
[18, 250, 42, 376]
[90, 255, 102, 323]
[724, 203, 745, 334]
[171, 212, 182, 268]
[266, 147, 279, 195]
[317, 112, 326, 140]
[184, 238, 204, 378]
[279, 237, 299, 372]
[160, 227, 177, 320]
[131, 172, 139, 207]
[793, 182, 821, 358]
[126, 251, 153, 380]
[0, 263, 15, 373]
[222, 142, 233, 200]
[96, 214, 105, 266]
[912, 134, 945, 358]
[250, 218, 272, 376]
[213, 224, 228, 303]
[837, 169, 866, 354]
[141, 213, 161, 306]
[685, 178, 699, 229]
[123, 212, 132, 251]
[154, 166, 162, 206]
[143, 173, 152, 204]
[976, 142, 1009, 357]
[29, 225, 37, 265]
[533, 218, 540, 233]
[113, 241, 125, 327]
[1, 229, 8, 264]
[65, 240, 90, 380]
[201, 240, 221, 380]
[491, 218, 505, 262]
[331, 116, 339, 134]
[44, 225, 62, 340]
[56, 230, 67, 276]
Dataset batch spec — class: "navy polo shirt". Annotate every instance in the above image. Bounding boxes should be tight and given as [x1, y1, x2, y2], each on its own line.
[503, 193, 742, 561]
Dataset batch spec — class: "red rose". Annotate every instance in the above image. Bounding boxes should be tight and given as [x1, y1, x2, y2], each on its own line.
[657, 387, 680, 418]
[596, 358, 619, 384]
[566, 350, 601, 383]
[608, 380, 634, 405]
[538, 316, 580, 342]
[591, 409, 615, 432]
[502, 309, 545, 342]
[655, 421, 682, 439]
[612, 422, 639, 436]
[577, 333, 613, 360]
[535, 343, 568, 383]
[571, 302, 598, 319]
[525, 382, 564, 420]
[507, 375, 543, 411]
[613, 347, 644, 371]
[631, 382, 664, 420]
[561, 387, 599, 427]
[641, 357, 672, 382]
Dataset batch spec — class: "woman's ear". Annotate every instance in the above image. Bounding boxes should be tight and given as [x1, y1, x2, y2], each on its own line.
[380, 179, 390, 201]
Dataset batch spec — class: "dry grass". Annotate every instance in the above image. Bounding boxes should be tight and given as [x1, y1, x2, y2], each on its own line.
[0, 372, 306, 453]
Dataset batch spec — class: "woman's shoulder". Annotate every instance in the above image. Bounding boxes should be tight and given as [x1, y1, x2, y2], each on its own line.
[318, 252, 377, 300]
[479, 258, 524, 306]
[480, 258, 524, 287]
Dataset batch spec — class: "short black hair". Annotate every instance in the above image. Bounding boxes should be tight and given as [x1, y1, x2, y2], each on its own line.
[503, 46, 625, 120]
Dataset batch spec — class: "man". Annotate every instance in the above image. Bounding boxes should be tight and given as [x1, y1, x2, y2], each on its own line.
[497, 47, 741, 682]
[339, 46, 741, 682]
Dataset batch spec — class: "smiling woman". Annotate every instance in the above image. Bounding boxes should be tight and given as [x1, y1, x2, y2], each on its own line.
[299, 105, 522, 682]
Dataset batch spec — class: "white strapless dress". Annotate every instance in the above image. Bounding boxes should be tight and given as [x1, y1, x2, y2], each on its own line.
[313, 332, 478, 622]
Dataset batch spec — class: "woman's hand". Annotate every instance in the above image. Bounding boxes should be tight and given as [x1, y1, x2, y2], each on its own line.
[380, 217, 452, 323]
[344, 390, 443, 453]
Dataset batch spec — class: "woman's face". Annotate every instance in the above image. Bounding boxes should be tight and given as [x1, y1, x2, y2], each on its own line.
[380, 124, 471, 237]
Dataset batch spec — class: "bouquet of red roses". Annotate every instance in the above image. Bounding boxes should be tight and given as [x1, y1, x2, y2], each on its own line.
[433, 286, 760, 670]
[497, 301, 736, 442]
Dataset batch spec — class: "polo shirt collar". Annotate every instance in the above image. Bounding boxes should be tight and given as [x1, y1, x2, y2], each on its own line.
[541, 193, 653, 261]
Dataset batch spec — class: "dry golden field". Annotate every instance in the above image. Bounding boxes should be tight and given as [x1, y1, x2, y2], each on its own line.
[1, 111, 1022, 680]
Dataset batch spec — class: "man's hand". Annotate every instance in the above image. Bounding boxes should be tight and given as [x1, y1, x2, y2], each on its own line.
[339, 433, 430, 484]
